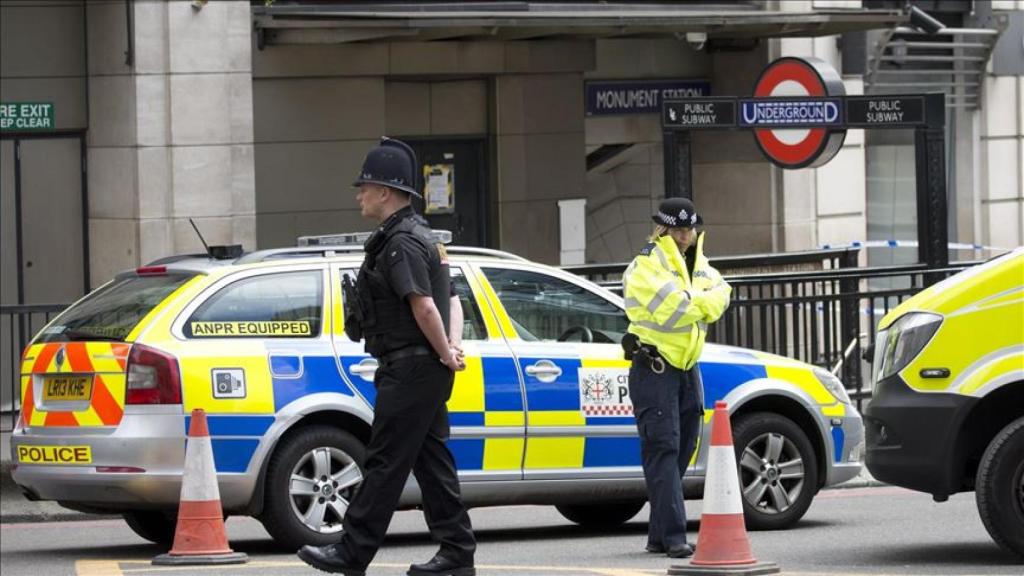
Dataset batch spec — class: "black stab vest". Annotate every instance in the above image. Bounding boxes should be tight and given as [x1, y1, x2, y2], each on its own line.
[356, 209, 450, 358]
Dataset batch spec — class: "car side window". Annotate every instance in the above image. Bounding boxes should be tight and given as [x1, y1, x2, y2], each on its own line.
[185, 270, 323, 338]
[451, 267, 488, 341]
[338, 266, 487, 342]
[480, 267, 628, 343]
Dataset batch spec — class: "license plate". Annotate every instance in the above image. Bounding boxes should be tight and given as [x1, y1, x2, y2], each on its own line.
[42, 375, 93, 402]
[16, 445, 92, 464]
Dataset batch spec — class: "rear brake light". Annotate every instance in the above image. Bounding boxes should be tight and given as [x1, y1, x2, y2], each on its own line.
[126, 344, 181, 404]
[136, 266, 167, 276]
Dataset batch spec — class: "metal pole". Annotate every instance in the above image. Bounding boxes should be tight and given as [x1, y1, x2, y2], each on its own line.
[915, 93, 949, 276]
[662, 130, 692, 199]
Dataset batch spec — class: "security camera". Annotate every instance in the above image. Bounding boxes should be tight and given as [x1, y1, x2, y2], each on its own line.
[685, 32, 707, 51]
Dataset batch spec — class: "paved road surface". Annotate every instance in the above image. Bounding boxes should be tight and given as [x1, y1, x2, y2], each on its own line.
[1, 486, 1020, 576]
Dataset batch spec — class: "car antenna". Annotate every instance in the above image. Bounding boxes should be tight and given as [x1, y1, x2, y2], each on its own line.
[189, 218, 212, 255]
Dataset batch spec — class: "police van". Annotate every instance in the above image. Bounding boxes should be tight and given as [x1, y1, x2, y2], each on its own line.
[11, 234, 863, 549]
[865, 247, 1024, 559]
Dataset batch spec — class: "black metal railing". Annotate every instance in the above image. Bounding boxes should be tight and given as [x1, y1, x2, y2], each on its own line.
[564, 246, 861, 289]
[1, 304, 68, 432]
[572, 259, 975, 411]
[708, 263, 974, 411]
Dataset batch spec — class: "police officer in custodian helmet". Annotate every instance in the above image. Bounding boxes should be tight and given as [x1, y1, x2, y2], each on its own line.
[298, 138, 476, 576]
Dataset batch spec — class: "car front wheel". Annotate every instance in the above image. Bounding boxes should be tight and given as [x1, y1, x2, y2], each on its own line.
[732, 412, 818, 530]
[260, 426, 366, 550]
[976, 416, 1024, 560]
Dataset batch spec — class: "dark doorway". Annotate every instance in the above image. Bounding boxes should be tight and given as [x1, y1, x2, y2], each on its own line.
[406, 138, 488, 247]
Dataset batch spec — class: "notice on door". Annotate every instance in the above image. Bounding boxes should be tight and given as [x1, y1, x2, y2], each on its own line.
[0, 102, 54, 131]
[424, 163, 454, 215]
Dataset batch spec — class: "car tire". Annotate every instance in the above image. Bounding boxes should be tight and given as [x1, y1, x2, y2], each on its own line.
[556, 501, 645, 527]
[975, 415, 1024, 560]
[123, 510, 177, 547]
[732, 412, 819, 531]
[260, 426, 366, 550]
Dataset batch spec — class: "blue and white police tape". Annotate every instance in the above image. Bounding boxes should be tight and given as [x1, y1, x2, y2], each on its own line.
[821, 240, 1012, 252]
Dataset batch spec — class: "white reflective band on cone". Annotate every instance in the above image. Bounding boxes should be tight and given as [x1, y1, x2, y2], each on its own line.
[702, 445, 744, 515]
[180, 436, 221, 502]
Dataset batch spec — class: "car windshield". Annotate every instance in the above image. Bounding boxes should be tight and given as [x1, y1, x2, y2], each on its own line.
[34, 273, 196, 343]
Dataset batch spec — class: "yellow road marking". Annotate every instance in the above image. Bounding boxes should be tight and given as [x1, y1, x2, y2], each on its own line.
[79, 559, 664, 575]
[77, 561, 1020, 576]
[74, 560, 124, 576]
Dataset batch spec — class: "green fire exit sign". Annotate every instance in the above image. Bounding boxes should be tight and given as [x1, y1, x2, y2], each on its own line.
[0, 102, 55, 131]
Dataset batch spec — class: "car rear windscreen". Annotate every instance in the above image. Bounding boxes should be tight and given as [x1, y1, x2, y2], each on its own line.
[34, 274, 196, 343]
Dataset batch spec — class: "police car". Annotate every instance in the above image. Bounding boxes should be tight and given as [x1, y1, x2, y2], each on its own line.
[10, 233, 863, 550]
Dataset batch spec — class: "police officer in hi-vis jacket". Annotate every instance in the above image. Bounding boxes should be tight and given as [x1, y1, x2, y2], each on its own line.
[621, 197, 731, 559]
[298, 138, 476, 576]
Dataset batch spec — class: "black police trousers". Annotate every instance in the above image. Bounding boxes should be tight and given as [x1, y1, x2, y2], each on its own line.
[336, 353, 476, 568]
[629, 358, 703, 550]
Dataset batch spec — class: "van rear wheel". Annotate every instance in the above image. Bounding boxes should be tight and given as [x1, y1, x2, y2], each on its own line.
[260, 426, 366, 550]
[976, 416, 1024, 560]
[123, 510, 177, 547]
[556, 501, 644, 527]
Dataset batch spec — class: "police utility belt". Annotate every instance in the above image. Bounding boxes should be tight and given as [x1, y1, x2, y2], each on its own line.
[378, 345, 437, 368]
[621, 333, 666, 374]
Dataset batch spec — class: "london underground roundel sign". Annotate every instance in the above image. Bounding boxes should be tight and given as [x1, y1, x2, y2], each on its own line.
[748, 57, 846, 169]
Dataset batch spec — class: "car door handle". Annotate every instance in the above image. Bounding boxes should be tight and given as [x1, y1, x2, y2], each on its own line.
[525, 360, 562, 382]
[348, 358, 378, 381]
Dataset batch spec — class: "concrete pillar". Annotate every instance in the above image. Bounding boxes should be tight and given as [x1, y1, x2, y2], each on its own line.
[691, 42, 775, 256]
[495, 72, 587, 264]
[86, 0, 254, 285]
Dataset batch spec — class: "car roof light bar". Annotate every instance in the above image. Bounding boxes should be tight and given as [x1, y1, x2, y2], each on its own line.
[297, 229, 453, 247]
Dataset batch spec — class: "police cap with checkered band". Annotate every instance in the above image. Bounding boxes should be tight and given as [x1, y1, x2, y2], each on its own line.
[352, 137, 422, 198]
[652, 197, 702, 228]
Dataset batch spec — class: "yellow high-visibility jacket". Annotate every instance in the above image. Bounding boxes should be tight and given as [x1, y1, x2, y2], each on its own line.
[623, 232, 731, 370]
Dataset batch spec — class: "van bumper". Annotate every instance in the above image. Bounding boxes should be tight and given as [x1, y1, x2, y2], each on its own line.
[863, 373, 976, 498]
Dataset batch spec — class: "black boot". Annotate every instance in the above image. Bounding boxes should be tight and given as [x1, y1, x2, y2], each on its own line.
[666, 542, 696, 558]
[645, 542, 665, 554]
[297, 544, 366, 576]
[407, 554, 476, 576]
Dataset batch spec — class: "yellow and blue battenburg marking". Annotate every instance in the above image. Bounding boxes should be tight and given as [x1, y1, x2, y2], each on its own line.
[514, 356, 641, 470]
[701, 348, 848, 463]
[183, 414, 274, 473]
[182, 348, 848, 472]
[446, 356, 525, 471]
[272, 354, 355, 410]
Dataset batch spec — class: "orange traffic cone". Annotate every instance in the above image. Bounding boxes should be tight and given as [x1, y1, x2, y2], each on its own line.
[668, 401, 779, 576]
[153, 409, 248, 566]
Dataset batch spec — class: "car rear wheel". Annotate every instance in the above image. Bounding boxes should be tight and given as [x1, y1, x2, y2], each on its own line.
[732, 412, 818, 531]
[976, 416, 1024, 560]
[556, 501, 645, 527]
[123, 510, 177, 547]
[260, 426, 365, 550]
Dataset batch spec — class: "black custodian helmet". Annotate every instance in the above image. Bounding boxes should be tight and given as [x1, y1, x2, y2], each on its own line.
[352, 137, 422, 198]
[653, 197, 702, 228]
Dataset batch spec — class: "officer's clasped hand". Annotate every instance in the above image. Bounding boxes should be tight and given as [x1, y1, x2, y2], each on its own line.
[443, 346, 466, 372]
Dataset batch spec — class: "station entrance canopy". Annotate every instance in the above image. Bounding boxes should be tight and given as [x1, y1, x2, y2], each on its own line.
[252, 2, 908, 45]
